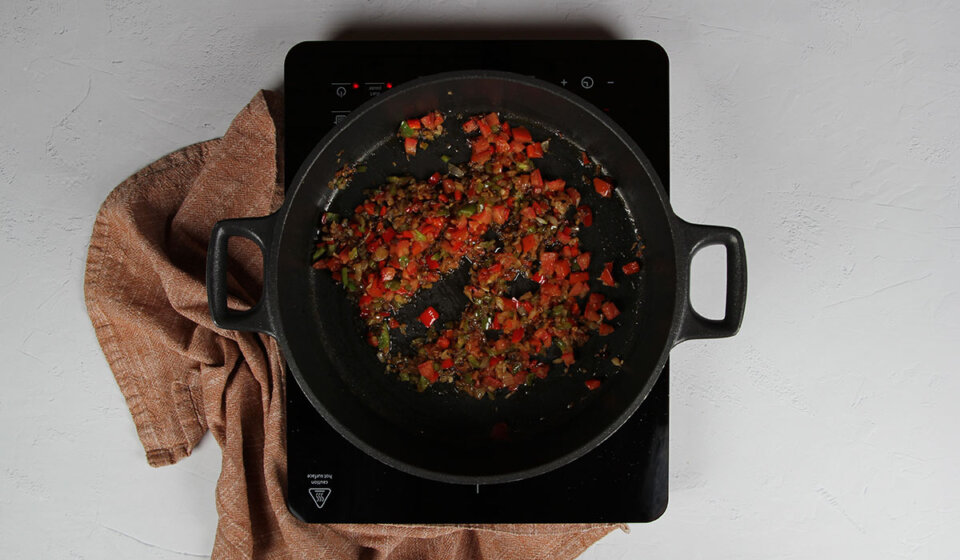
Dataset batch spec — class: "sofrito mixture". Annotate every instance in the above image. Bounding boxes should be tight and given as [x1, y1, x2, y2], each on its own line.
[312, 111, 640, 398]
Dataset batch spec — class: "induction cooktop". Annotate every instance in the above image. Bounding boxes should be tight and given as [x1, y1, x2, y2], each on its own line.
[283, 40, 669, 523]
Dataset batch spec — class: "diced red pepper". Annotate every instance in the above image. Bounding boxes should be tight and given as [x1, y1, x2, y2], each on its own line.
[581, 151, 590, 165]
[472, 206, 493, 225]
[419, 112, 437, 129]
[585, 379, 602, 390]
[511, 127, 532, 143]
[531, 273, 547, 285]
[405, 118, 422, 129]
[382, 228, 396, 243]
[540, 282, 562, 298]
[381, 267, 396, 282]
[544, 179, 565, 192]
[483, 112, 500, 128]
[404, 137, 417, 156]
[462, 118, 479, 133]
[437, 336, 451, 349]
[569, 282, 590, 298]
[530, 168, 543, 187]
[578, 205, 593, 227]
[511, 329, 524, 343]
[526, 143, 543, 159]
[602, 302, 620, 320]
[568, 271, 590, 284]
[598, 323, 615, 336]
[561, 351, 575, 366]
[593, 177, 613, 198]
[584, 308, 603, 323]
[622, 261, 641, 275]
[428, 172, 441, 184]
[600, 262, 616, 287]
[418, 361, 438, 383]
[491, 205, 510, 225]
[419, 306, 440, 328]
[471, 148, 493, 164]
[441, 358, 454, 369]
[577, 252, 591, 271]
[522, 234, 537, 253]
[477, 119, 493, 137]
[405, 261, 419, 278]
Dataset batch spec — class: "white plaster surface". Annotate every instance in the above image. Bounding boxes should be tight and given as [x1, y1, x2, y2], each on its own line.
[2, 1, 959, 558]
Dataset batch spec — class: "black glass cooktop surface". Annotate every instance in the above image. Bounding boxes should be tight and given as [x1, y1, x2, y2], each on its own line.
[284, 40, 669, 523]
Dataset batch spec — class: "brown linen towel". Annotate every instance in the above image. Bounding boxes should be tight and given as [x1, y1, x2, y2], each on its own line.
[84, 90, 620, 559]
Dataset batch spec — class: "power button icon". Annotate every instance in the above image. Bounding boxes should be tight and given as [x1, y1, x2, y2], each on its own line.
[580, 76, 594, 89]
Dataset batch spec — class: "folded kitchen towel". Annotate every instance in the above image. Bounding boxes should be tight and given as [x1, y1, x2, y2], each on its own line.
[83, 90, 620, 559]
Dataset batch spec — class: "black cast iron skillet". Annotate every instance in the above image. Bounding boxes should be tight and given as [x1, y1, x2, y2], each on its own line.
[207, 71, 746, 484]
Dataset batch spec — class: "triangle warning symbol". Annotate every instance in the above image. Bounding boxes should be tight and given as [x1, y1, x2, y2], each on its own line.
[308, 487, 332, 509]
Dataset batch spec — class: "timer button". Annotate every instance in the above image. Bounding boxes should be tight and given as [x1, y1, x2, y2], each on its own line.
[580, 76, 594, 89]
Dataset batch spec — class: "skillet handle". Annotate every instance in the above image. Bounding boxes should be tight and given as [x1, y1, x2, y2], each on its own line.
[674, 219, 747, 345]
[206, 215, 277, 336]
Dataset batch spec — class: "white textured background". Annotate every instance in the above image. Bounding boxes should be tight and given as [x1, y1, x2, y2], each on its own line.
[2, 1, 959, 558]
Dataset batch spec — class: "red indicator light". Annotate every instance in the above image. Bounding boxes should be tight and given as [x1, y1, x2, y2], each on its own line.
[386, 82, 393, 89]
[352, 83, 359, 89]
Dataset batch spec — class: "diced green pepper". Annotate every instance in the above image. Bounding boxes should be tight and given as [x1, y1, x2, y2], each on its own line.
[458, 203, 478, 217]
[399, 120, 418, 138]
[379, 324, 390, 352]
[412, 229, 427, 242]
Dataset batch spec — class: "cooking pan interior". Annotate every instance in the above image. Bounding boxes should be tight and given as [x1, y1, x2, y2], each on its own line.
[276, 73, 677, 482]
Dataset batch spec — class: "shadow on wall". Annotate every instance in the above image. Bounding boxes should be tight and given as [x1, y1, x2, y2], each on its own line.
[329, 22, 619, 41]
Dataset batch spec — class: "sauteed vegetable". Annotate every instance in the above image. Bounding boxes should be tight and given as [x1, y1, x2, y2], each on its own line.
[312, 111, 639, 398]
